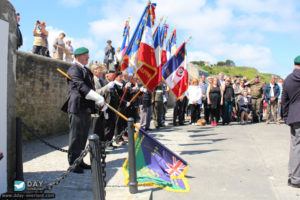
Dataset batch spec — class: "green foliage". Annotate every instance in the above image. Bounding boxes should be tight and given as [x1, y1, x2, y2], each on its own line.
[192, 62, 279, 83]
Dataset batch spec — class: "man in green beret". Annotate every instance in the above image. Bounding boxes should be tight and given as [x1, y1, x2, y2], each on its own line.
[62, 47, 105, 173]
[282, 55, 300, 187]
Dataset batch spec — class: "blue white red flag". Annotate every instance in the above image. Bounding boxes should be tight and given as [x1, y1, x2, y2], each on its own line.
[136, 6, 158, 91]
[162, 42, 189, 98]
[153, 25, 161, 68]
[121, 3, 148, 71]
[120, 20, 130, 70]
[167, 29, 177, 60]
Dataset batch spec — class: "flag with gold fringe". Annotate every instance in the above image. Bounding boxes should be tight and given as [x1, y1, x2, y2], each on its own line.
[123, 129, 190, 193]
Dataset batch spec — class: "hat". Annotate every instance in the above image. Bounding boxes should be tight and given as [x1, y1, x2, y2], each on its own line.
[255, 75, 260, 78]
[108, 69, 115, 74]
[74, 47, 89, 56]
[294, 56, 300, 65]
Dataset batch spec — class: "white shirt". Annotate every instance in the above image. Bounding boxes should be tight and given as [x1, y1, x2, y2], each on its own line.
[270, 83, 274, 97]
[187, 85, 202, 104]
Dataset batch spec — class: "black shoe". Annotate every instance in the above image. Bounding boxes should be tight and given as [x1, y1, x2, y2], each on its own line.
[80, 162, 91, 169]
[179, 122, 184, 126]
[173, 123, 178, 126]
[288, 179, 300, 188]
[72, 166, 84, 174]
[155, 126, 160, 129]
[145, 128, 153, 131]
[159, 124, 166, 127]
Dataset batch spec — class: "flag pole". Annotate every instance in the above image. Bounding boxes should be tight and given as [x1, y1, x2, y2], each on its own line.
[57, 68, 141, 130]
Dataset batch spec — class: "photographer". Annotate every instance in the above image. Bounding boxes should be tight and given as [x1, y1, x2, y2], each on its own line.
[32, 20, 48, 56]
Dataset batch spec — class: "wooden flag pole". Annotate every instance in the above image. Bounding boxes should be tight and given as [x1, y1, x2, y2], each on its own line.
[57, 68, 141, 130]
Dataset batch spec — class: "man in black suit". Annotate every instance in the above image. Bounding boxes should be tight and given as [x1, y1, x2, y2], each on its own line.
[282, 55, 300, 188]
[62, 47, 105, 173]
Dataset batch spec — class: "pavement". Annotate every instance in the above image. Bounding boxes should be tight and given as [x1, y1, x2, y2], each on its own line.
[22, 109, 300, 200]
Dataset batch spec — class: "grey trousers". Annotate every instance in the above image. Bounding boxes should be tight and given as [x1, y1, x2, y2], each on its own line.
[289, 122, 300, 184]
[68, 112, 91, 165]
[140, 105, 152, 129]
[266, 101, 278, 122]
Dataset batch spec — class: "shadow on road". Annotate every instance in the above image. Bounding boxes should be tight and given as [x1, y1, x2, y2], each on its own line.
[180, 149, 220, 155]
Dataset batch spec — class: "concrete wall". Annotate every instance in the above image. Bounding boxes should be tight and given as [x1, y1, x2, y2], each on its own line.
[16, 51, 71, 140]
[0, 0, 17, 192]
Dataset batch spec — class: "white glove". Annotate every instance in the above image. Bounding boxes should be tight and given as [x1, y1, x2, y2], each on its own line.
[125, 82, 131, 88]
[126, 102, 131, 107]
[85, 90, 104, 107]
[101, 105, 108, 111]
[104, 112, 109, 119]
[140, 87, 147, 93]
[108, 81, 115, 89]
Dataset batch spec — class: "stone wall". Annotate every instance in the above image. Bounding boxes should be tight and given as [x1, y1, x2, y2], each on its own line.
[16, 51, 71, 140]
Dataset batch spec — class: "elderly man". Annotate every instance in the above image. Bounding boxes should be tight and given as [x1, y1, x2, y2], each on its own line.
[104, 40, 115, 70]
[245, 75, 264, 123]
[62, 47, 104, 173]
[282, 56, 300, 188]
[90, 64, 114, 141]
[264, 75, 280, 125]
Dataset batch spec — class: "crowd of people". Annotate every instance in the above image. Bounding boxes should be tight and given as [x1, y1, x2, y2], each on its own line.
[174, 72, 284, 127]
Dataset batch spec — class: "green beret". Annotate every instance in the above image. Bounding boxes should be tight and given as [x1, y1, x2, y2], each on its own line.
[294, 56, 300, 65]
[74, 47, 89, 56]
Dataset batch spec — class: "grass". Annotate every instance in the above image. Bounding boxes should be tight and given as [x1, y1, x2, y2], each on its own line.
[191, 62, 279, 83]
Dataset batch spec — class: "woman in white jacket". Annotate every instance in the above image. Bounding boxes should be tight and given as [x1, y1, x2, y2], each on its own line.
[187, 78, 202, 125]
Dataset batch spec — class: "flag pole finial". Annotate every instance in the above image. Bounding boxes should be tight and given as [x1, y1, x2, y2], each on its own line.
[186, 36, 192, 44]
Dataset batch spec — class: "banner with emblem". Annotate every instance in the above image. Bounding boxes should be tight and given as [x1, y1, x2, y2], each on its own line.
[123, 129, 190, 193]
[161, 42, 189, 99]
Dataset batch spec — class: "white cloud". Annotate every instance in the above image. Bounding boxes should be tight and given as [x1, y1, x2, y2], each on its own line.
[189, 51, 217, 64]
[47, 26, 97, 57]
[59, 0, 86, 7]
[210, 43, 274, 72]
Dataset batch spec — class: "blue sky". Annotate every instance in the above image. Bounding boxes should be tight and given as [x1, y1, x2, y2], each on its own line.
[10, 0, 300, 78]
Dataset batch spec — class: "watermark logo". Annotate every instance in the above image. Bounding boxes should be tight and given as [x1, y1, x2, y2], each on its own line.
[14, 181, 25, 192]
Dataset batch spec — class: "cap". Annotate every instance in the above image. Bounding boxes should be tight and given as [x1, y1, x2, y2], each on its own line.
[74, 47, 89, 56]
[294, 56, 300, 65]
[255, 75, 260, 78]
[108, 70, 115, 74]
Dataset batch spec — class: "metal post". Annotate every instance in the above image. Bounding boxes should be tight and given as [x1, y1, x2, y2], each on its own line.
[16, 117, 24, 181]
[127, 118, 138, 194]
[89, 134, 105, 200]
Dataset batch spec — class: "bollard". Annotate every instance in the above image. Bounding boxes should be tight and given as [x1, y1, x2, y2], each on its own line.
[127, 118, 138, 194]
[89, 134, 105, 200]
[16, 117, 24, 181]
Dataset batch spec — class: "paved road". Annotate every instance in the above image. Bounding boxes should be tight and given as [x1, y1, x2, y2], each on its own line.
[22, 110, 300, 199]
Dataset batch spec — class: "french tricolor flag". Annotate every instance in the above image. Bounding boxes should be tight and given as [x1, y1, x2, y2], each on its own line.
[162, 42, 188, 98]
[167, 29, 177, 60]
[137, 9, 158, 91]
[153, 25, 161, 68]
[120, 20, 130, 70]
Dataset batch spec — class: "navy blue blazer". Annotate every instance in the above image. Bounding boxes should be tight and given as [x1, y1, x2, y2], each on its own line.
[61, 63, 96, 114]
[238, 97, 252, 113]
[264, 83, 280, 103]
[282, 68, 300, 125]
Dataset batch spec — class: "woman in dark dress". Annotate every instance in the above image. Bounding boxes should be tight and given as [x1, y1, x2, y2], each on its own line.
[207, 77, 223, 126]
[238, 90, 252, 124]
[222, 78, 235, 125]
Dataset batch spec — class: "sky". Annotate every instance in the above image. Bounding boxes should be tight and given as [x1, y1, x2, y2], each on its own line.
[10, 0, 300, 78]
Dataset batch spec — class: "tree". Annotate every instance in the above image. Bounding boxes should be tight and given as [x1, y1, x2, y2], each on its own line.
[217, 61, 226, 66]
[225, 59, 235, 66]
